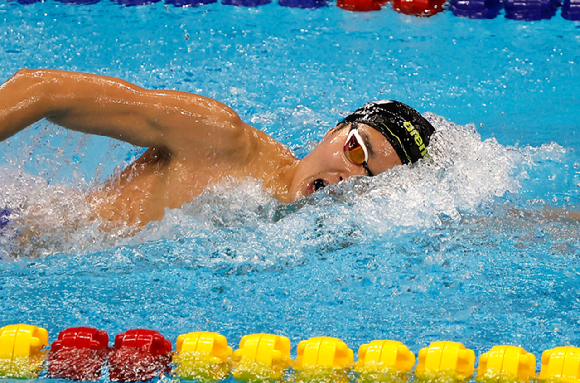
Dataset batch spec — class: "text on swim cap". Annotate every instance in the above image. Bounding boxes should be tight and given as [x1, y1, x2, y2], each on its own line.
[404, 121, 428, 158]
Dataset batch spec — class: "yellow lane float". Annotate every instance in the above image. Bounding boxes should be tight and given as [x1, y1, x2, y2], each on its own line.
[540, 346, 580, 383]
[294, 336, 354, 383]
[0, 324, 49, 378]
[477, 345, 536, 383]
[232, 333, 292, 382]
[416, 341, 475, 382]
[173, 331, 233, 382]
[355, 340, 416, 382]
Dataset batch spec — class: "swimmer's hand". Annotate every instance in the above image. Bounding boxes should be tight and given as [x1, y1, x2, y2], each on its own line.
[0, 69, 255, 162]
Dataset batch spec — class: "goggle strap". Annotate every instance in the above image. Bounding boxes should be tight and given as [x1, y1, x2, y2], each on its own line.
[362, 162, 374, 177]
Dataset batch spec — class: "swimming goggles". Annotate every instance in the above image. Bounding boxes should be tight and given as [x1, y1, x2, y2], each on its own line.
[343, 128, 374, 176]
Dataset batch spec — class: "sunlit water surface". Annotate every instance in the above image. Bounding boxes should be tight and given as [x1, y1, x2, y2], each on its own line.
[0, 0, 579, 380]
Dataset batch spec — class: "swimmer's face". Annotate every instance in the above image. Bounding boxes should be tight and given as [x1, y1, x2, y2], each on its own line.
[289, 123, 402, 200]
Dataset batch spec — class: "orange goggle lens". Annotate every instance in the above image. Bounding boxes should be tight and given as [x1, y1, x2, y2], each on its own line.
[343, 131, 368, 166]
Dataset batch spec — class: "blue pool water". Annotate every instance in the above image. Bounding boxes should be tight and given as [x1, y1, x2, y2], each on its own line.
[1, 0, 580, 379]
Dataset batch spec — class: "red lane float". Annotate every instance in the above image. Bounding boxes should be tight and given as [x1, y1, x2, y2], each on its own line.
[108, 329, 172, 382]
[48, 327, 109, 381]
[391, 0, 445, 16]
[337, 0, 384, 11]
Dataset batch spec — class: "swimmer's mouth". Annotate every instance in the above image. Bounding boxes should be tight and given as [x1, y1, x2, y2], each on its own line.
[306, 179, 328, 196]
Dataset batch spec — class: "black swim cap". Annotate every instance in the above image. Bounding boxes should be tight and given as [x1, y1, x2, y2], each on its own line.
[341, 100, 435, 165]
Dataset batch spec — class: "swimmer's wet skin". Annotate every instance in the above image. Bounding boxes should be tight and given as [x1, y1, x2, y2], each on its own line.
[0, 69, 435, 227]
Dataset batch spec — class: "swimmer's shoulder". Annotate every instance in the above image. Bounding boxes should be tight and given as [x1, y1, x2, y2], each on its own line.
[157, 93, 296, 169]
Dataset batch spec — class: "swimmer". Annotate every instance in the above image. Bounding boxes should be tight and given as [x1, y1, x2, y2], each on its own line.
[0, 69, 435, 226]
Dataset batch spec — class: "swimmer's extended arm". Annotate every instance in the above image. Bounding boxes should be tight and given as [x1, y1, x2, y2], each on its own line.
[0, 69, 254, 161]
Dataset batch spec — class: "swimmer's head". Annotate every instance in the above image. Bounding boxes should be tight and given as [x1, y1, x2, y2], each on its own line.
[288, 100, 436, 200]
[339, 100, 435, 165]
